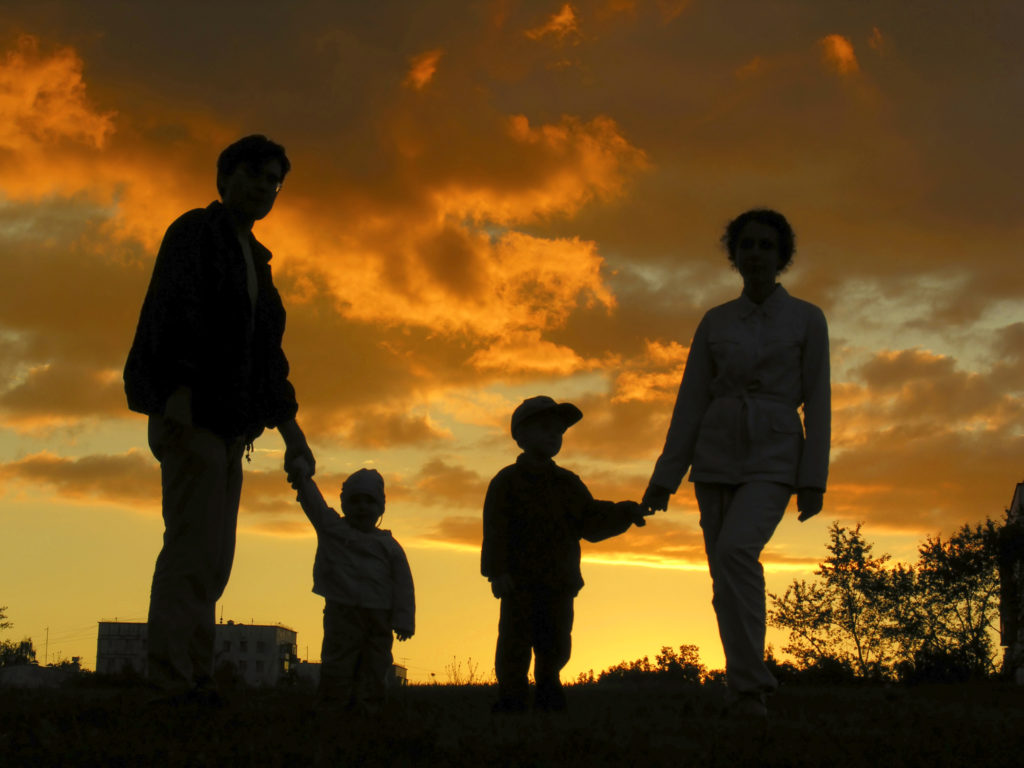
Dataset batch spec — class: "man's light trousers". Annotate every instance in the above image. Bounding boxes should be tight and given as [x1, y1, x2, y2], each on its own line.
[146, 414, 244, 690]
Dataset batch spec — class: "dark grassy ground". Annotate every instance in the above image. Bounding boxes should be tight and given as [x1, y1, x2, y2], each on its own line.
[2, 679, 1024, 767]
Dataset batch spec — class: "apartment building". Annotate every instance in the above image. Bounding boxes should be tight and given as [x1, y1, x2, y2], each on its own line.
[96, 620, 297, 687]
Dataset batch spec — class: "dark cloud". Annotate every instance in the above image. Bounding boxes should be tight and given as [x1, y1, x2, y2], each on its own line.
[0, 200, 148, 369]
[422, 514, 481, 548]
[826, 344, 1024, 533]
[846, 348, 1024, 431]
[827, 425, 1023, 534]
[417, 225, 487, 298]
[569, 395, 676, 464]
[399, 457, 490, 509]
[0, 363, 124, 423]
[0, 450, 157, 506]
[336, 408, 450, 450]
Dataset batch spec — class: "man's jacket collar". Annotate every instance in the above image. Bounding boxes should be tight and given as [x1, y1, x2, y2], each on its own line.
[205, 200, 273, 264]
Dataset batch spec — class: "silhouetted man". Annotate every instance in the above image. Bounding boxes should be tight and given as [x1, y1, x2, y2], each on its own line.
[124, 135, 315, 699]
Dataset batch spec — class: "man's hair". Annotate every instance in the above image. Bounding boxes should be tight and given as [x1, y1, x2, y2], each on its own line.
[216, 135, 291, 196]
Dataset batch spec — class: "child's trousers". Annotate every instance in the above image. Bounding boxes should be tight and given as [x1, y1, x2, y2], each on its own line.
[495, 587, 574, 710]
[319, 601, 393, 714]
[695, 481, 790, 697]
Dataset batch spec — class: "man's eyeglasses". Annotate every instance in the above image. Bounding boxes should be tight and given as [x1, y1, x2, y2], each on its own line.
[244, 164, 284, 193]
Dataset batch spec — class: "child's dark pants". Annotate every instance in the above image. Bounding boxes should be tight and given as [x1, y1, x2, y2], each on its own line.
[495, 587, 574, 711]
[319, 601, 393, 715]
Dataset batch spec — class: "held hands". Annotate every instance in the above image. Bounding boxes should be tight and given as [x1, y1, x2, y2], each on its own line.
[624, 500, 654, 527]
[395, 628, 414, 642]
[797, 489, 824, 522]
[286, 455, 314, 489]
[281, 419, 315, 482]
[284, 442, 315, 481]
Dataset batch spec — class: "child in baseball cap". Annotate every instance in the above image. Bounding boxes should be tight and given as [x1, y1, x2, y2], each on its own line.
[481, 395, 651, 712]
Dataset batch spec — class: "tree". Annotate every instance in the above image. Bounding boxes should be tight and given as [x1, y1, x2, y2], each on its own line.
[768, 523, 909, 679]
[597, 645, 708, 686]
[0, 605, 38, 667]
[905, 521, 1001, 679]
[768, 521, 1002, 682]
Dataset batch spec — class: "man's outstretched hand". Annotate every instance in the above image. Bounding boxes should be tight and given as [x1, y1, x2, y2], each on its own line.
[280, 419, 315, 481]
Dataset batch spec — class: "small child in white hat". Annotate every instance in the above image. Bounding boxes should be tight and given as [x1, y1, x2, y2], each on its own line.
[289, 459, 414, 714]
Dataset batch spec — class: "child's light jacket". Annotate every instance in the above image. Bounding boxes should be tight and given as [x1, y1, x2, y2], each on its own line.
[295, 478, 415, 633]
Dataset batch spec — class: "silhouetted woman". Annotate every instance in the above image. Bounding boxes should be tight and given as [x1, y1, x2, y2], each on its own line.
[643, 209, 830, 718]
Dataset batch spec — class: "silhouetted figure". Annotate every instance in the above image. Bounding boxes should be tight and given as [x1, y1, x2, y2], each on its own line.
[643, 209, 830, 719]
[123, 135, 315, 699]
[482, 396, 650, 713]
[288, 461, 414, 714]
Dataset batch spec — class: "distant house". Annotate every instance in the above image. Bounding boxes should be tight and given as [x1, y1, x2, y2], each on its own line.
[95, 621, 148, 677]
[1001, 482, 1024, 683]
[216, 621, 298, 686]
[96, 621, 408, 687]
[96, 620, 298, 687]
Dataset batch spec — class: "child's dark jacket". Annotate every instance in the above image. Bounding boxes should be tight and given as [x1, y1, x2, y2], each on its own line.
[481, 454, 636, 596]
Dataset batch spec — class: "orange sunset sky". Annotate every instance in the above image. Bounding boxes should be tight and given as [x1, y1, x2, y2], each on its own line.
[1, 1, 1022, 682]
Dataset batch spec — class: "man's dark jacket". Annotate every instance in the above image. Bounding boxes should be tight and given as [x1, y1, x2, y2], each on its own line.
[481, 455, 636, 596]
[123, 201, 298, 442]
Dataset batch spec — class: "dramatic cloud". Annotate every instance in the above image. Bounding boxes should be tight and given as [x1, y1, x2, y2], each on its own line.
[525, 4, 579, 42]
[0, 34, 115, 153]
[868, 27, 885, 54]
[820, 34, 858, 76]
[405, 48, 443, 90]
[826, 345, 1024, 532]
[611, 339, 688, 404]
[0, 450, 156, 508]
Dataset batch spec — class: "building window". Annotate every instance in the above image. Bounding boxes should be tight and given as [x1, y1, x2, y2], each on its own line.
[223, 641, 231, 652]
[256, 641, 266, 653]
[239, 660, 247, 671]
[256, 661, 264, 673]
[240, 641, 248, 653]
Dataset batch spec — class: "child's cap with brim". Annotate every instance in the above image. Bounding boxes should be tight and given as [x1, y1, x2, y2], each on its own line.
[510, 396, 583, 440]
[341, 467, 385, 508]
